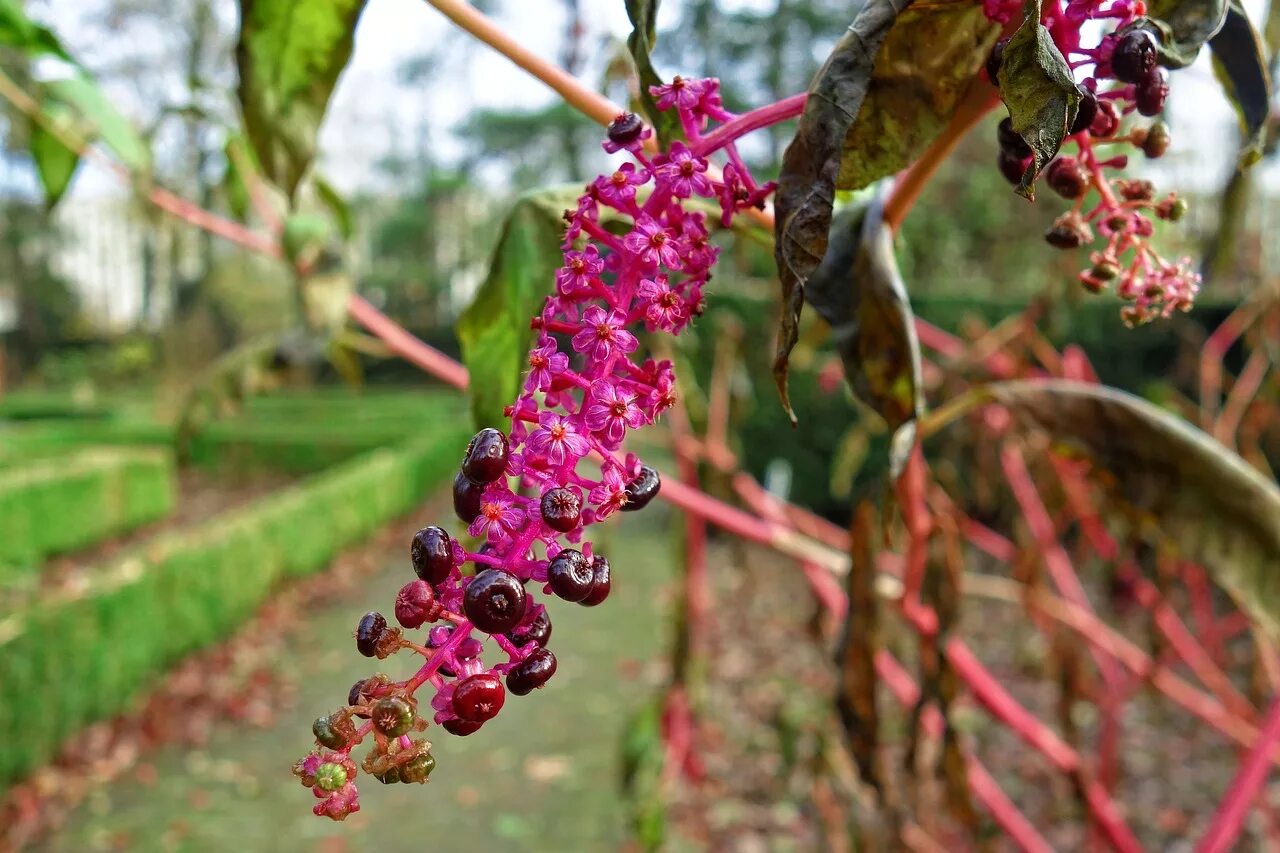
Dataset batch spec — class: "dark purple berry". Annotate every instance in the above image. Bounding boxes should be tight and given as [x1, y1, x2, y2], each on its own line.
[1091, 99, 1120, 137]
[1135, 67, 1168, 117]
[371, 696, 415, 736]
[356, 612, 387, 658]
[581, 555, 612, 607]
[506, 648, 558, 696]
[1069, 89, 1098, 135]
[1045, 223, 1086, 249]
[443, 718, 483, 736]
[607, 111, 645, 146]
[547, 549, 594, 603]
[462, 428, 509, 483]
[1046, 158, 1089, 199]
[997, 150, 1027, 185]
[463, 569, 528, 634]
[348, 678, 368, 707]
[540, 487, 582, 533]
[622, 466, 660, 512]
[411, 526, 455, 585]
[996, 117, 1032, 159]
[986, 37, 1009, 85]
[1111, 29, 1157, 84]
[453, 673, 506, 722]
[395, 580, 440, 629]
[453, 472, 484, 523]
[508, 607, 552, 648]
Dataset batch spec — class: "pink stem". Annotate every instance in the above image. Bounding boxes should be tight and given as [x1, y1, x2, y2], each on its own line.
[1198, 694, 1280, 853]
[691, 93, 807, 158]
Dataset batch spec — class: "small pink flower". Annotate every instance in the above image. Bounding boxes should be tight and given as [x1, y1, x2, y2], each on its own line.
[594, 162, 648, 208]
[528, 412, 591, 466]
[525, 339, 569, 392]
[556, 246, 604, 295]
[695, 78, 732, 122]
[637, 275, 686, 332]
[654, 143, 713, 199]
[648, 372, 679, 419]
[589, 467, 629, 519]
[624, 215, 683, 270]
[572, 305, 639, 362]
[585, 380, 646, 444]
[650, 75, 703, 112]
[468, 489, 526, 541]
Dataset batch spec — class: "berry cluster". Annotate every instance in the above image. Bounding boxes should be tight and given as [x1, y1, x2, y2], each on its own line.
[294, 76, 773, 820]
[987, 1, 1198, 324]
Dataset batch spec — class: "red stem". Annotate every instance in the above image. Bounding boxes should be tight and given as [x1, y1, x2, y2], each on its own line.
[1198, 694, 1280, 853]
[691, 94, 807, 158]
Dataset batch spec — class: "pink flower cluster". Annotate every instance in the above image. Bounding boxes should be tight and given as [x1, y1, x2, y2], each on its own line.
[989, 0, 1200, 324]
[296, 77, 775, 820]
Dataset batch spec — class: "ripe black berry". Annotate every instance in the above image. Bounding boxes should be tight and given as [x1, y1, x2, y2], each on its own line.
[997, 117, 1032, 159]
[462, 428, 509, 483]
[540, 487, 582, 532]
[622, 466, 661, 512]
[395, 580, 440, 629]
[1069, 89, 1098, 135]
[507, 648, 558, 696]
[356, 611, 388, 658]
[1046, 158, 1089, 199]
[508, 607, 553, 648]
[312, 715, 348, 749]
[986, 37, 1009, 84]
[453, 673, 506, 722]
[997, 150, 1027, 185]
[348, 678, 368, 707]
[411, 526, 455, 585]
[607, 111, 645, 146]
[463, 569, 528, 634]
[581, 555, 612, 607]
[1111, 29, 1157, 84]
[1045, 223, 1086, 249]
[453, 472, 485, 523]
[1135, 67, 1168, 116]
[443, 718, 483, 736]
[372, 696, 415, 736]
[547, 549, 594, 602]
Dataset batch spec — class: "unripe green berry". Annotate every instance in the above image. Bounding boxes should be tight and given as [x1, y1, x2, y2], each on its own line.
[400, 752, 437, 783]
[312, 715, 348, 750]
[372, 696, 415, 737]
[315, 762, 348, 792]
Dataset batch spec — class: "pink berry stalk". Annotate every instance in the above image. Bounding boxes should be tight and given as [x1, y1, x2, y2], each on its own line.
[295, 77, 786, 820]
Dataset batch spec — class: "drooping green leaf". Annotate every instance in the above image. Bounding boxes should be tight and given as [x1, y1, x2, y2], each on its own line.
[45, 72, 151, 175]
[985, 379, 1280, 639]
[772, 0, 913, 422]
[1142, 0, 1229, 66]
[312, 174, 353, 239]
[222, 134, 257, 221]
[996, 0, 1080, 199]
[624, 0, 679, 145]
[806, 189, 923, 472]
[28, 103, 80, 208]
[837, 0, 1000, 192]
[1209, 0, 1271, 166]
[0, 0, 70, 59]
[457, 187, 582, 431]
[235, 0, 369, 199]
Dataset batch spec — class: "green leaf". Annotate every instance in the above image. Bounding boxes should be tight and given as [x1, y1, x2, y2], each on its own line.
[772, 0, 912, 422]
[235, 0, 370, 199]
[457, 188, 581, 431]
[312, 174, 353, 239]
[1208, 0, 1271, 166]
[0, 0, 71, 59]
[282, 213, 332, 264]
[619, 698, 666, 852]
[985, 379, 1280, 639]
[1142, 0, 1229, 66]
[28, 103, 80, 208]
[837, 0, 1001, 192]
[45, 72, 151, 175]
[222, 134, 257, 221]
[806, 189, 923, 472]
[624, 0, 679, 145]
[996, 0, 1080, 200]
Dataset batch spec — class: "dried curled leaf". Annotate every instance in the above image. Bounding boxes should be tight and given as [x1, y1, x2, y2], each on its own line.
[986, 379, 1280, 639]
[838, 0, 1000, 192]
[773, 0, 913, 421]
[1209, 0, 1272, 166]
[806, 190, 923, 473]
[996, 0, 1080, 199]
